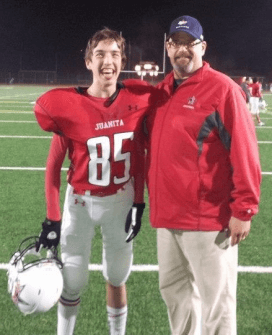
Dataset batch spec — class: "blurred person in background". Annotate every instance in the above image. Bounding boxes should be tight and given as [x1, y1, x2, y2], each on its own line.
[240, 76, 251, 110]
[249, 77, 265, 126]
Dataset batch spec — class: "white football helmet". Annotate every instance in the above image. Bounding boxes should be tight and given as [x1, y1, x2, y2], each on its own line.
[7, 236, 63, 315]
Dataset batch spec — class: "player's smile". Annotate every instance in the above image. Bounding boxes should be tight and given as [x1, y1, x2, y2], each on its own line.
[100, 68, 116, 80]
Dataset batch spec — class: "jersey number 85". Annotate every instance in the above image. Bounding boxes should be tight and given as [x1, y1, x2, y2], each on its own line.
[87, 132, 134, 187]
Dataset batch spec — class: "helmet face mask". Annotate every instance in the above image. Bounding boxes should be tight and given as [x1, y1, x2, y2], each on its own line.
[7, 236, 63, 315]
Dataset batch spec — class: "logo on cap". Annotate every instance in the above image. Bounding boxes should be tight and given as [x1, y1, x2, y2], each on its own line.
[178, 20, 187, 26]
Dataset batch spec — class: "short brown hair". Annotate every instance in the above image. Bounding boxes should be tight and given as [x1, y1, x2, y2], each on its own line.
[85, 27, 126, 68]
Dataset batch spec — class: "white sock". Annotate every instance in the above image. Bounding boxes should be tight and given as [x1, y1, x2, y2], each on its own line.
[107, 305, 128, 335]
[57, 297, 80, 335]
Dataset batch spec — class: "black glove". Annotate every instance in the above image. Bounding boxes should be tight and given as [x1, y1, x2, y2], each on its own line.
[125, 203, 145, 243]
[35, 218, 61, 251]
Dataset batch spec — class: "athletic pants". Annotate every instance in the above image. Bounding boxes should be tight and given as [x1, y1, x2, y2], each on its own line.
[250, 96, 259, 115]
[60, 181, 134, 301]
[157, 229, 238, 335]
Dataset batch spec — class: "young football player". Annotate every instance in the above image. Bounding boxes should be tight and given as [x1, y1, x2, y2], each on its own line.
[34, 27, 154, 335]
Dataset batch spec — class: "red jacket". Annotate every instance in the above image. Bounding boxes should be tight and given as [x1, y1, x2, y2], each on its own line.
[147, 62, 261, 231]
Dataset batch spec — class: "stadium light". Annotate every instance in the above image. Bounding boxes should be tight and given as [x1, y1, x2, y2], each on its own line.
[143, 63, 152, 70]
[134, 61, 160, 80]
[121, 33, 166, 77]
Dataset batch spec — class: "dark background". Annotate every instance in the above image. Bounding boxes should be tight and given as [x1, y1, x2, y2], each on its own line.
[1, 0, 272, 81]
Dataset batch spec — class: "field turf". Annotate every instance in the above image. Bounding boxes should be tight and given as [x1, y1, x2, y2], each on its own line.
[0, 85, 272, 334]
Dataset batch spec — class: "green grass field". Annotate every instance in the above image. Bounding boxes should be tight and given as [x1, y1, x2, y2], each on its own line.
[0, 85, 272, 334]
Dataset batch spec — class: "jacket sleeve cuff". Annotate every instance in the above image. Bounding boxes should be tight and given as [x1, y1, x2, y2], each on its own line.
[231, 208, 257, 221]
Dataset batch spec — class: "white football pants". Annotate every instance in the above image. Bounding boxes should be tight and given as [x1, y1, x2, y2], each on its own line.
[60, 181, 134, 301]
[250, 96, 260, 115]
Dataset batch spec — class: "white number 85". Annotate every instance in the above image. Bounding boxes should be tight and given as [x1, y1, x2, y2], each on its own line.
[87, 132, 134, 186]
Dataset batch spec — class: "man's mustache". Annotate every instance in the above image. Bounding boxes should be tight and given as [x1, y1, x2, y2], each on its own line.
[175, 53, 191, 59]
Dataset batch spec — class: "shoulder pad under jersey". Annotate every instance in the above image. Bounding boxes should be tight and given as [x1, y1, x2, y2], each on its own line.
[34, 88, 76, 133]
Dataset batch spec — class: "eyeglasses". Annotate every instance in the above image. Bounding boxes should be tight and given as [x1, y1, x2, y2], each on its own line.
[167, 40, 202, 49]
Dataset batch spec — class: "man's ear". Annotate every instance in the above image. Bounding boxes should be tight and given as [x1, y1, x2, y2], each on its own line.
[165, 42, 171, 56]
[201, 41, 207, 56]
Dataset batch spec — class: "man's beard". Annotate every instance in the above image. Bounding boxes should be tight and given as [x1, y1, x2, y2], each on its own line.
[173, 55, 194, 77]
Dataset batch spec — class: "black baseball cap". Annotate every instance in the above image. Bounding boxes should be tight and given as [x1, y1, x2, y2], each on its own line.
[168, 15, 204, 41]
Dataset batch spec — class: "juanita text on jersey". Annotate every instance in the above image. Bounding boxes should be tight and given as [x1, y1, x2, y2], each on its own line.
[95, 119, 124, 130]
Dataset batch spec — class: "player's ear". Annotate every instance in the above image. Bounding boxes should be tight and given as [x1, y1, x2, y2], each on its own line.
[85, 59, 93, 71]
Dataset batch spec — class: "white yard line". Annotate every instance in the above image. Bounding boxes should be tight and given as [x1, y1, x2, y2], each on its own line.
[0, 167, 271, 174]
[0, 135, 51, 139]
[0, 120, 36, 123]
[0, 167, 68, 171]
[0, 109, 33, 114]
[0, 111, 33, 114]
[0, 263, 271, 273]
[0, 93, 40, 100]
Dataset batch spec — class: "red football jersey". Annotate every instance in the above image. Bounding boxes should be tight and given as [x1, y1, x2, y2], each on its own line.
[249, 82, 262, 98]
[35, 80, 154, 195]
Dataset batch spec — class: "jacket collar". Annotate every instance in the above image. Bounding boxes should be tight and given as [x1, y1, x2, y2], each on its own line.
[162, 61, 210, 93]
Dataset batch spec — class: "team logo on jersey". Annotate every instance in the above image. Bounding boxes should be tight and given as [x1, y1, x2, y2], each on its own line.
[95, 119, 124, 130]
[183, 96, 196, 109]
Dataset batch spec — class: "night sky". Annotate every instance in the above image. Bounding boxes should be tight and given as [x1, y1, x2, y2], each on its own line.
[1, 0, 272, 79]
